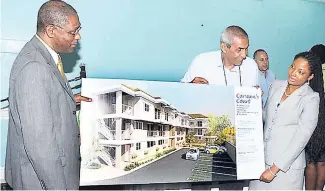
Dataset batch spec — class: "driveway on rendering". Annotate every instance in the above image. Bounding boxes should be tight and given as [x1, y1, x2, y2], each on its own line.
[188, 152, 237, 182]
[92, 148, 196, 185]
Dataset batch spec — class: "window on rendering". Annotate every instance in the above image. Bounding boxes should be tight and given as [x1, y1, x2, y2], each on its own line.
[198, 129, 203, 135]
[147, 141, 156, 148]
[110, 94, 116, 104]
[136, 143, 141, 150]
[155, 108, 161, 119]
[165, 113, 169, 121]
[144, 103, 149, 112]
[135, 121, 143, 129]
[158, 125, 163, 136]
[198, 121, 202, 127]
[147, 123, 153, 131]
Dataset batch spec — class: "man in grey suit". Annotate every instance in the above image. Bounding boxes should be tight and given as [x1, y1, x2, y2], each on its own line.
[5, 0, 91, 190]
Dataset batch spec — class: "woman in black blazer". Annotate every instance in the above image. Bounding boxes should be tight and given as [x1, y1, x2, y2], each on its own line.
[305, 44, 325, 191]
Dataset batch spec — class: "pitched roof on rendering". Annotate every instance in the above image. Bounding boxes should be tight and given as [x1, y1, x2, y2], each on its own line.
[188, 114, 208, 118]
[120, 84, 170, 106]
[121, 84, 154, 98]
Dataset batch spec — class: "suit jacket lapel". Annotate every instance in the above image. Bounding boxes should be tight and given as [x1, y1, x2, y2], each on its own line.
[273, 81, 287, 109]
[275, 80, 308, 110]
[50, 64, 75, 102]
[30, 36, 75, 102]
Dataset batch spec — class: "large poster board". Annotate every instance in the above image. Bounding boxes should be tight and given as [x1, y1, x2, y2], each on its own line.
[79, 78, 264, 186]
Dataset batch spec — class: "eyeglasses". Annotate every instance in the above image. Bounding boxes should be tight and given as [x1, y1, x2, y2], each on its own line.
[51, 24, 81, 37]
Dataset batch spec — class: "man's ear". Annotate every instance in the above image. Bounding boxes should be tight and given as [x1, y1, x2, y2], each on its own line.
[308, 74, 314, 82]
[45, 25, 55, 38]
[220, 42, 227, 54]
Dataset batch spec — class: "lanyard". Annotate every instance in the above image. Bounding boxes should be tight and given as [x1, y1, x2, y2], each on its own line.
[222, 65, 242, 86]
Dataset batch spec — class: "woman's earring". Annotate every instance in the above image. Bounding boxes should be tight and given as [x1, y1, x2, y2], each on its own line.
[307, 80, 310, 85]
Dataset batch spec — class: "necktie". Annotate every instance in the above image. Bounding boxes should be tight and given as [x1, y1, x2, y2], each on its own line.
[57, 55, 65, 77]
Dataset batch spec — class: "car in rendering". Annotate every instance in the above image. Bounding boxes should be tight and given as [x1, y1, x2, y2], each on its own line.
[184, 148, 200, 160]
[205, 145, 220, 154]
[219, 146, 227, 152]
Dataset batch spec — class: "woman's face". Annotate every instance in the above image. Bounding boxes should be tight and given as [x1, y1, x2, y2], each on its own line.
[287, 57, 314, 86]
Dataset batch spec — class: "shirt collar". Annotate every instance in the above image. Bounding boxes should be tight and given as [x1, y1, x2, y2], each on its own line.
[36, 34, 59, 64]
[265, 70, 273, 79]
[216, 51, 223, 67]
[259, 70, 270, 78]
[217, 51, 240, 71]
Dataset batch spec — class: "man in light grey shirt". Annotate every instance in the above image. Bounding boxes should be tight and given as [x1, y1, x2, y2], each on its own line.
[254, 49, 276, 108]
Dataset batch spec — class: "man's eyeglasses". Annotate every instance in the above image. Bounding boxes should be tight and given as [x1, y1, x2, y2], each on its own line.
[51, 24, 81, 37]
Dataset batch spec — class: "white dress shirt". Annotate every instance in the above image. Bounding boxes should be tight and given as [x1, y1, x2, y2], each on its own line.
[36, 34, 59, 65]
[181, 50, 260, 87]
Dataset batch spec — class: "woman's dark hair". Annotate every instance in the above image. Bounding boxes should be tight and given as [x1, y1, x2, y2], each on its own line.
[310, 44, 325, 63]
[296, 50, 325, 163]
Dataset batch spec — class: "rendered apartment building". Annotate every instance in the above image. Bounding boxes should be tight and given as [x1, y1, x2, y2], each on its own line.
[81, 84, 210, 170]
[188, 114, 209, 140]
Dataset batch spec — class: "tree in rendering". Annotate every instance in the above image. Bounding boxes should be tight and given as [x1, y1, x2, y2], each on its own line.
[207, 115, 232, 135]
[185, 132, 196, 147]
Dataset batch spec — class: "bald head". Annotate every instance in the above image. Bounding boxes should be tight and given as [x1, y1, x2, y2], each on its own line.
[254, 49, 269, 72]
[37, 0, 78, 34]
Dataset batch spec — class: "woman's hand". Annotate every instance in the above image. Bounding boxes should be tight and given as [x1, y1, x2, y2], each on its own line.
[259, 165, 280, 183]
[260, 169, 276, 183]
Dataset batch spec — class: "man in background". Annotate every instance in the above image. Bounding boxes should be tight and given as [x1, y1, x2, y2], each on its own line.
[5, 0, 91, 190]
[254, 49, 276, 108]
